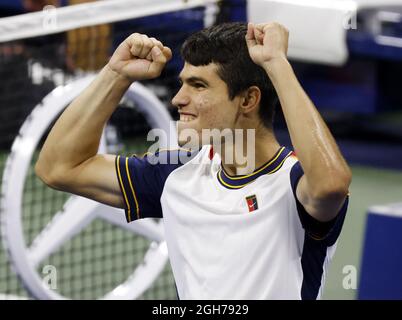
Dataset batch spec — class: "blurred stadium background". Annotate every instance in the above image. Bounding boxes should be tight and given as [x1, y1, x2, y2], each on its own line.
[0, 0, 401, 300]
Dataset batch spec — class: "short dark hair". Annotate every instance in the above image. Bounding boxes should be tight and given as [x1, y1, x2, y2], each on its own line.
[180, 22, 278, 129]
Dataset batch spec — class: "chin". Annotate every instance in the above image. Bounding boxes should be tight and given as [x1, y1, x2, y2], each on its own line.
[177, 125, 205, 149]
[177, 131, 201, 149]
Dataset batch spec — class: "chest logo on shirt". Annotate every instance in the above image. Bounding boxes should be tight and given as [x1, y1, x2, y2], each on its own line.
[246, 195, 258, 212]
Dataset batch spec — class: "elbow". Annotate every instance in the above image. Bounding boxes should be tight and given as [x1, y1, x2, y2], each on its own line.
[312, 168, 352, 200]
[35, 157, 64, 190]
[35, 158, 54, 188]
[339, 166, 353, 196]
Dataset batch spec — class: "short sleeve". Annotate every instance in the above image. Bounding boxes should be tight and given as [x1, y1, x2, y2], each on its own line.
[290, 161, 348, 246]
[115, 155, 163, 222]
[115, 149, 197, 223]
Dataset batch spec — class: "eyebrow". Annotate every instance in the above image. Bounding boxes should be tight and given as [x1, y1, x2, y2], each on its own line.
[178, 76, 209, 86]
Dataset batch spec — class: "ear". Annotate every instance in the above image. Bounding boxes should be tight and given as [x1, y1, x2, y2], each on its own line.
[239, 86, 261, 114]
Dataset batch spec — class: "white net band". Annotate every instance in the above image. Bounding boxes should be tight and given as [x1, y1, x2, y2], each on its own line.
[0, 0, 220, 43]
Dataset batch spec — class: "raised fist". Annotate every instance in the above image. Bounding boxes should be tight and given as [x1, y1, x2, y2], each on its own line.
[245, 22, 289, 70]
[108, 33, 172, 81]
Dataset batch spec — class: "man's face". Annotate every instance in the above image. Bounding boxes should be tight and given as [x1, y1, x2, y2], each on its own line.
[172, 62, 241, 147]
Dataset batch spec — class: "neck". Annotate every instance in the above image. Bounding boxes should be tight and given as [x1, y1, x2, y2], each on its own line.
[217, 126, 280, 176]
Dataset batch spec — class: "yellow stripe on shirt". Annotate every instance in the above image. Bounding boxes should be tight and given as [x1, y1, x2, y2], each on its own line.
[221, 147, 285, 180]
[116, 155, 132, 222]
[125, 157, 140, 220]
[218, 151, 293, 189]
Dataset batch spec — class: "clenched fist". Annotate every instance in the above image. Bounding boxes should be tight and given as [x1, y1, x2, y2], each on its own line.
[245, 22, 289, 72]
[108, 33, 172, 81]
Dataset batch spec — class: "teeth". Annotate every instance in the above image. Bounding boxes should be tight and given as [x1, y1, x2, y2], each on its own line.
[180, 115, 196, 122]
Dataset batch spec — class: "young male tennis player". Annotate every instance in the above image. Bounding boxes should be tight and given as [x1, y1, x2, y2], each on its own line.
[36, 22, 351, 299]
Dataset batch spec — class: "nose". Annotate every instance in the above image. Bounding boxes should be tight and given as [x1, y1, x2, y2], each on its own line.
[171, 86, 190, 109]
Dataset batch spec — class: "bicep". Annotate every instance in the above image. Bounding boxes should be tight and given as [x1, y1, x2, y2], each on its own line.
[62, 154, 125, 208]
[296, 174, 347, 222]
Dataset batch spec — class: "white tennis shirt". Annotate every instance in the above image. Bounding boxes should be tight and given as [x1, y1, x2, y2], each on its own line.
[116, 146, 348, 300]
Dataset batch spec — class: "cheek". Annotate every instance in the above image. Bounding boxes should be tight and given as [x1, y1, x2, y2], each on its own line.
[197, 95, 213, 111]
[197, 97, 230, 128]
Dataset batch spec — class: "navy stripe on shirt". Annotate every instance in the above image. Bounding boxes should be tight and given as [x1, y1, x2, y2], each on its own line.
[289, 161, 349, 299]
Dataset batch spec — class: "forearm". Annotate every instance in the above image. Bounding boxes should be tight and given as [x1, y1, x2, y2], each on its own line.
[36, 65, 131, 178]
[266, 59, 351, 195]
